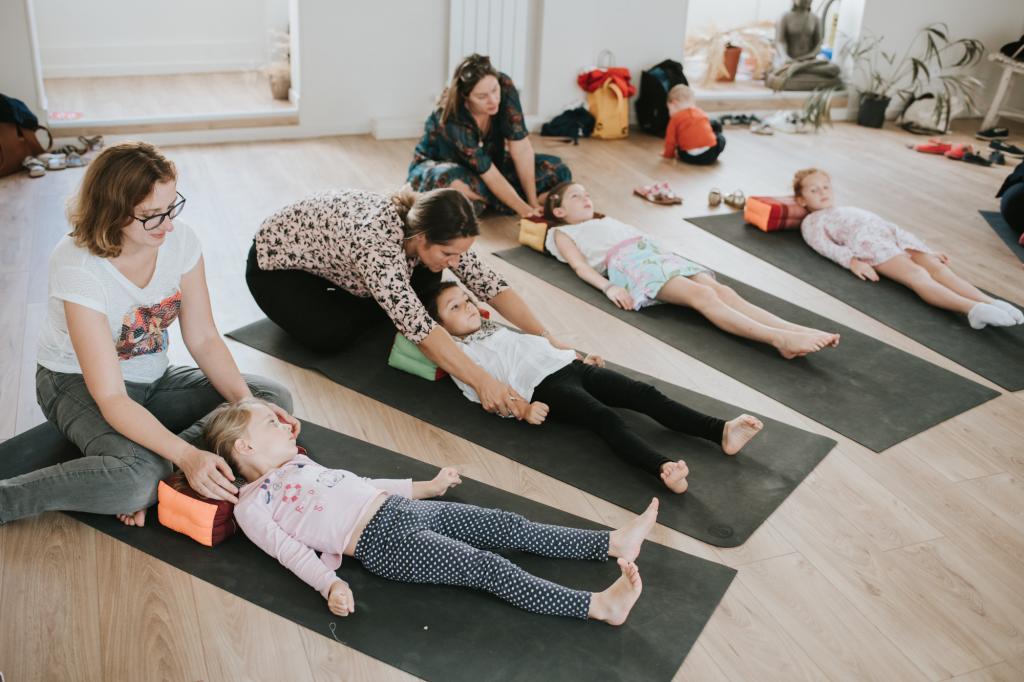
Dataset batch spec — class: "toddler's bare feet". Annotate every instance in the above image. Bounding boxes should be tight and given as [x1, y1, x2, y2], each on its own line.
[589, 559, 643, 626]
[775, 330, 838, 359]
[659, 460, 689, 493]
[722, 414, 764, 455]
[116, 509, 146, 527]
[609, 498, 659, 561]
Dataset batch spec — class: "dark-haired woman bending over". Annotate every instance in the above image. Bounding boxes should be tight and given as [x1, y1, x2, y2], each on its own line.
[246, 188, 567, 417]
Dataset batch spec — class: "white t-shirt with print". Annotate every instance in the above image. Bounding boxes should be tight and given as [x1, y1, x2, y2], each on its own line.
[37, 222, 202, 384]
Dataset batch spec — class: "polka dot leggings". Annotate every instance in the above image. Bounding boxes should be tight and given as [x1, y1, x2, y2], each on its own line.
[354, 495, 610, 619]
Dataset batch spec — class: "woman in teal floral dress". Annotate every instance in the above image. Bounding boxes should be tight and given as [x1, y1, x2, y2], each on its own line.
[409, 54, 572, 217]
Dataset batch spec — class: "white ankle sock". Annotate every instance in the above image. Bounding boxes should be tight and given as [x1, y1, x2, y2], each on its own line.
[967, 303, 1015, 329]
[992, 300, 1024, 324]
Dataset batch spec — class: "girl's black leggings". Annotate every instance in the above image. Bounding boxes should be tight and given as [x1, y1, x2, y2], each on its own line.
[532, 361, 726, 475]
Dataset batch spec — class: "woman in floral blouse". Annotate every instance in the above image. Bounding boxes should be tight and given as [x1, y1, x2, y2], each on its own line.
[408, 53, 572, 217]
[247, 187, 569, 418]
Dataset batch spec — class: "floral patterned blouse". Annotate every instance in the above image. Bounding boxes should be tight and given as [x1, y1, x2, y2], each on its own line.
[254, 189, 508, 343]
[411, 72, 529, 175]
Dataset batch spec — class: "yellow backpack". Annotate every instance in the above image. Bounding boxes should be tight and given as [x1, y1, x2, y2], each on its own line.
[588, 80, 629, 140]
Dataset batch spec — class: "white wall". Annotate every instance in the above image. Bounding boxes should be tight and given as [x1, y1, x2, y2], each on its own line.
[854, 0, 1024, 116]
[536, 0, 689, 123]
[34, 0, 290, 78]
[2, 0, 44, 112]
[687, 0, 790, 36]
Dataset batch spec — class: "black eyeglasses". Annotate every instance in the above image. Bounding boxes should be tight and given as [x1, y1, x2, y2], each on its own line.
[134, 192, 186, 230]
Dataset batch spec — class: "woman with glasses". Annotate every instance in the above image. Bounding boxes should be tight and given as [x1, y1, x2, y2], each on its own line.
[0, 142, 295, 529]
[408, 54, 572, 217]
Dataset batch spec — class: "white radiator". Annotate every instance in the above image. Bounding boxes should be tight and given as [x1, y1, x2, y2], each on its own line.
[448, 0, 530, 88]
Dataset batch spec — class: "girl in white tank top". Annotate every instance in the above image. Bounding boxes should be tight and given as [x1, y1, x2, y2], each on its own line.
[541, 182, 840, 359]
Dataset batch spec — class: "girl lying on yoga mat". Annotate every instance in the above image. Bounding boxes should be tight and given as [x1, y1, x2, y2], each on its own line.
[794, 168, 1024, 329]
[205, 398, 657, 624]
[543, 182, 840, 359]
[420, 281, 764, 494]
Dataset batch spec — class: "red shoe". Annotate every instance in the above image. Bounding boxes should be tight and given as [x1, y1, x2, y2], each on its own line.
[944, 143, 972, 160]
[909, 138, 952, 154]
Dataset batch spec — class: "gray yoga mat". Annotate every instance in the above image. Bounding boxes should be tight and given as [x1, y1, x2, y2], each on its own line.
[227, 319, 836, 546]
[980, 210, 1024, 263]
[688, 212, 1024, 391]
[495, 246, 999, 450]
[0, 420, 736, 682]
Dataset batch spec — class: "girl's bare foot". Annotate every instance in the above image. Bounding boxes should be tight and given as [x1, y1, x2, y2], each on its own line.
[722, 414, 764, 455]
[589, 559, 643, 626]
[116, 509, 146, 527]
[609, 498, 659, 561]
[659, 460, 689, 493]
[775, 330, 838, 359]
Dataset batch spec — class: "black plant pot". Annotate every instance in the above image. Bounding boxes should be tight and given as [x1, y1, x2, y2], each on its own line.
[857, 94, 891, 128]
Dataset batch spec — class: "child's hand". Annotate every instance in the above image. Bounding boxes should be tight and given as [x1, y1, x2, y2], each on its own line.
[430, 467, 462, 497]
[268, 402, 301, 438]
[850, 259, 879, 282]
[605, 284, 635, 309]
[526, 401, 549, 425]
[583, 354, 605, 367]
[327, 580, 355, 617]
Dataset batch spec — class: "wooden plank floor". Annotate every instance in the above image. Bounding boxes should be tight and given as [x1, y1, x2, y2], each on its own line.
[1, 119, 1023, 681]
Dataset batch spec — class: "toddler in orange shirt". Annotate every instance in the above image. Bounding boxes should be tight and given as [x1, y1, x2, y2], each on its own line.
[662, 84, 725, 165]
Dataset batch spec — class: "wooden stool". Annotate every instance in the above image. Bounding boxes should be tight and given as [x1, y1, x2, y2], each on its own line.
[981, 53, 1024, 130]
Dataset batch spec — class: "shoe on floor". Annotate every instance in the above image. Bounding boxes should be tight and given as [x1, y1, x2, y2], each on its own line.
[962, 151, 992, 166]
[910, 139, 952, 154]
[989, 140, 1024, 157]
[989, 150, 1007, 165]
[968, 302, 1015, 329]
[22, 156, 46, 178]
[943, 143, 972, 160]
[975, 127, 1009, 141]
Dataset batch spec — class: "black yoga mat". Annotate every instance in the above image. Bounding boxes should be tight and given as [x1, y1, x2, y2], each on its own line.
[495, 246, 999, 450]
[0, 421, 735, 682]
[228, 320, 836, 546]
[688, 212, 1024, 391]
[980, 210, 1024, 263]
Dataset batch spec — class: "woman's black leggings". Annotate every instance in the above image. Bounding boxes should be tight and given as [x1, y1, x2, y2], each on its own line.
[245, 242, 440, 353]
[531, 361, 726, 475]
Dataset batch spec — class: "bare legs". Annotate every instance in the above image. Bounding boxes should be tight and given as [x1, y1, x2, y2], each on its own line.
[874, 251, 1021, 327]
[655, 273, 840, 358]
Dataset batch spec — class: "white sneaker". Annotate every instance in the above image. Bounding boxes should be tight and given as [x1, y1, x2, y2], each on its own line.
[967, 302, 1015, 329]
[992, 300, 1024, 324]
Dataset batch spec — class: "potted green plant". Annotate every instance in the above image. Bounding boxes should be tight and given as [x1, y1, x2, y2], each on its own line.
[842, 23, 984, 129]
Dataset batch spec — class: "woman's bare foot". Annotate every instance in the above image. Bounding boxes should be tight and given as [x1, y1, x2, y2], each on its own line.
[659, 460, 689, 493]
[116, 509, 146, 527]
[609, 498, 659, 561]
[722, 414, 764, 455]
[775, 330, 839, 359]
[589, 559, 643, 626]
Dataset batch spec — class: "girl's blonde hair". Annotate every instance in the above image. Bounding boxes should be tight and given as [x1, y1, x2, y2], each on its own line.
[203, 397, 267, 470]
[792, 167, 829, 198]
[667, 84, 695, 106]
[68, 141, 177, 258]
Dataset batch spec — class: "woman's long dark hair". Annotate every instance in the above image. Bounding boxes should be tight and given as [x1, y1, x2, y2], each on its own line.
[439, 53, 499, 125]
[391, 188, 479, 244]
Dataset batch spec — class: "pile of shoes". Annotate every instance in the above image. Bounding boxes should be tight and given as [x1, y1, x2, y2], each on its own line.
[908, 132, 1021, 168]
[22, 134, 103, 179]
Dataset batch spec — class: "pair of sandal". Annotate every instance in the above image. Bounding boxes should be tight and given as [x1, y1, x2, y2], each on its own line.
[708, 188, 745, 209]
[22, 151, 87, 178]
[633, 182, 682, 205]
[55, 134, 104, 156]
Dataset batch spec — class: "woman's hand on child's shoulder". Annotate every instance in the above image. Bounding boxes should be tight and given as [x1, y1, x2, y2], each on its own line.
[583, 354, 605, 367]
[430, 467, 462, 497]
[327, 580, 355, 617]
[526, 401, 549, 425]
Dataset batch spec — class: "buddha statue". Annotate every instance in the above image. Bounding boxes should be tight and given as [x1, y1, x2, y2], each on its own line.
[766, 0, 842, 91]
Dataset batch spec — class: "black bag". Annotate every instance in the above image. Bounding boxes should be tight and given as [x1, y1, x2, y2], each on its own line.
[0, 93, 42, 129]
[636, 59, 688, 137]
[1001, 34, 1024, 61]
[540, 107, 595, 143]
[0, 93, 51, 178]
